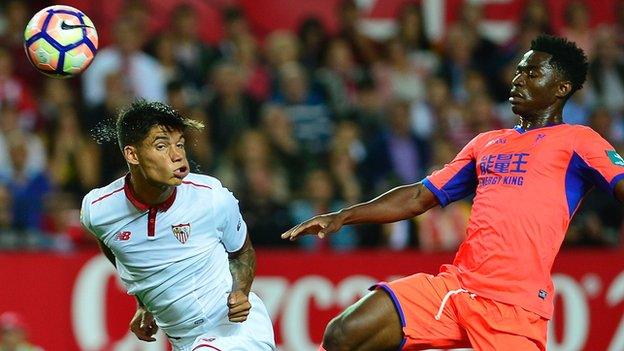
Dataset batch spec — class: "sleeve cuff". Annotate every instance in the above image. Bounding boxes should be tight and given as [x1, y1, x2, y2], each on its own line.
[422, 178, 450, 207]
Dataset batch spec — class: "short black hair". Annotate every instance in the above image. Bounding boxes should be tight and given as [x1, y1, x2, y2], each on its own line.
[530, 34, 588, 97]
[116, 99, 203, 149]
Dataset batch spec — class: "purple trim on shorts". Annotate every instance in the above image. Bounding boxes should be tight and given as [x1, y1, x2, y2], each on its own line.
[370, 282, 407, 351]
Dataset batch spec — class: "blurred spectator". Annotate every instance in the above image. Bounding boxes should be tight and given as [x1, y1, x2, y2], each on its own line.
[290, 169, 358, 251]
[87, 72, 132, 182]
[363, 99, 430, 192]
[348, 76, 385, 143]
[259, 104, 303, 189]
[520, 0, 554, 34]
[0, 1, 42, 88]
[373, 38, 429, 103]
[37, 79, 75, 124]
[560, 0, 593, 57]
[566, 188, 623, 248]
[0, 185, 18, 249]
[167, 80, 212, 171]
[0, 130, 51, 235]
[437, 24, 479, 102]
[41, 191, 88, 251]
[588, 27, 624, 115]
[264, 30, 300, 90]
[218, 6, 252, 62]
[169, 4, 218, 90]
[329, 121, 364, 204]
[316, 38, 363, 120]
[0, 312, 43, 351]
[82, 18, 166, 107]
[238, 163, 293, 248]
[455, 1, 501, 94]
[615, 0, 624, 47]
[588, 107, 624, 151]
[148, 32, 183, 86]
[0, 105, 46, 185]
[396, 2, 432, 55]
[233, 34, 271, 101]
[335, 0, 378, 67]
[0, 47, 38, 131]
[47, 105, 100, 197]
[562, 89, 592, 126]
[216, 130, 289, 200]
[409, 77, 450, 140]
[207, 62, 260, 156]
[297, 17, 330, 74]
[415, 139, 470, 252]
[272, 62, 333, 162]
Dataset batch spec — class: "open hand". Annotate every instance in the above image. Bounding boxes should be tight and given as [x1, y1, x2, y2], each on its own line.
[281, 212, 344, 241]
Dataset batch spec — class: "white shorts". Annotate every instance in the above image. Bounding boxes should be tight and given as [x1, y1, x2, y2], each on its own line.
[170, 292, 275, 351]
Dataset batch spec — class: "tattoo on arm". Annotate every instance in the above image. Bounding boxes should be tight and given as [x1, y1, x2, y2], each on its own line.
[228, 239, 256, 295]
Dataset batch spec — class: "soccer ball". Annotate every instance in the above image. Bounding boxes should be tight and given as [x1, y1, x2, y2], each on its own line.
[23, 5, 98, 78]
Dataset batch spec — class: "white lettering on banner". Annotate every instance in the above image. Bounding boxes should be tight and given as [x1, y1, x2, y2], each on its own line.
[70, 256, 623, 351]
[72, 255, 166, 351]
[282, 276, 334, 351]
[547, 274, 589, 351]
[607, 272, 624, 351]
[252, 277, 289, 327]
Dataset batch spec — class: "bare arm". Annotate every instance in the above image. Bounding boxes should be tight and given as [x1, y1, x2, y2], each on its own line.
[282, 182, 439, 240]
[227, 234, 256, 322]
[228, 234, 256, 296]
[338, 182, 438, 225]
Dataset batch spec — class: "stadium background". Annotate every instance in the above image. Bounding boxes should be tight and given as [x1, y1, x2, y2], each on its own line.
[0, 0, 623, 350]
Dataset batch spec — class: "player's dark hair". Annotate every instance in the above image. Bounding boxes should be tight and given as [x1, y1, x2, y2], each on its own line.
[116, 99, 203, 149]
[530, 34, 588, 98]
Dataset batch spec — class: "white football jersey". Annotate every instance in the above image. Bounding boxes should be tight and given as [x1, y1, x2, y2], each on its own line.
[80, 173, 251, 338]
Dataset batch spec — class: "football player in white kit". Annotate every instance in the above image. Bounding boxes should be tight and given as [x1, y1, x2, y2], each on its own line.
[80, 100, 276, 351]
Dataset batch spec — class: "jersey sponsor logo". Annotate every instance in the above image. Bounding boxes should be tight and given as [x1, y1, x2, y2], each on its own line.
[171, 223, 191, 244]
[606, 150, 624, 167]
[478, 152, 529, 188]
[115, 231, 131, 241]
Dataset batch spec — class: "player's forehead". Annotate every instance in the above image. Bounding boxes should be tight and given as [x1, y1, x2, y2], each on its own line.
[517, 50, 552, 70]
[144, 124, 184, 143]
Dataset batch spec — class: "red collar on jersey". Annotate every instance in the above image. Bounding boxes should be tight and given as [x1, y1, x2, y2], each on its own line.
[123, 174, 177, 212]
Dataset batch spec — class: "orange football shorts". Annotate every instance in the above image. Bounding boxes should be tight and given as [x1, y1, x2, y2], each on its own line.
[372, 269, 547, 350]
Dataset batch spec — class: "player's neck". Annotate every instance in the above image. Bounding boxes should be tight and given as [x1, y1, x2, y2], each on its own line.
[519, 109, 563, 130]
[128, 172, 175, 206]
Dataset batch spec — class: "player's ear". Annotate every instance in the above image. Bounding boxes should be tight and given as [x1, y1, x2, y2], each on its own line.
[123, 145, 140, 165]
[555, 81, 572, 99]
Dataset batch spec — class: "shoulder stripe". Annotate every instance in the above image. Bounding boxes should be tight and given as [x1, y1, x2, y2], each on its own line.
[182, 180, 213, 189]
[91, 187, 124, 205]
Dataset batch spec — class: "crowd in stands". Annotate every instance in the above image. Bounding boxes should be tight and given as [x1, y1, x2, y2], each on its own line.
[0, 0, 622, 252]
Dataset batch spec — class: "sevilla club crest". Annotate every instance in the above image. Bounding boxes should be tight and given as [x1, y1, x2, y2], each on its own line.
[171, 223, 191, 244]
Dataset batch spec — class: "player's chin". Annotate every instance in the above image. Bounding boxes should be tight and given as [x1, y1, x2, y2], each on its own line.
[510, 103, 525, 115]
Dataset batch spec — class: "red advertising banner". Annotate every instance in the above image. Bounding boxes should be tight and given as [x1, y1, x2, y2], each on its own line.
[0, 249, 623, 351]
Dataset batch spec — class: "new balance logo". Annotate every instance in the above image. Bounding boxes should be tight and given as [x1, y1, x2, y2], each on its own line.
[116, 231, 131, 241]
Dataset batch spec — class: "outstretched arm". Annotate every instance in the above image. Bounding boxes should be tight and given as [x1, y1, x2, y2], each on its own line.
[227, 234, 256, 322]
[282, 182, 439, 241]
